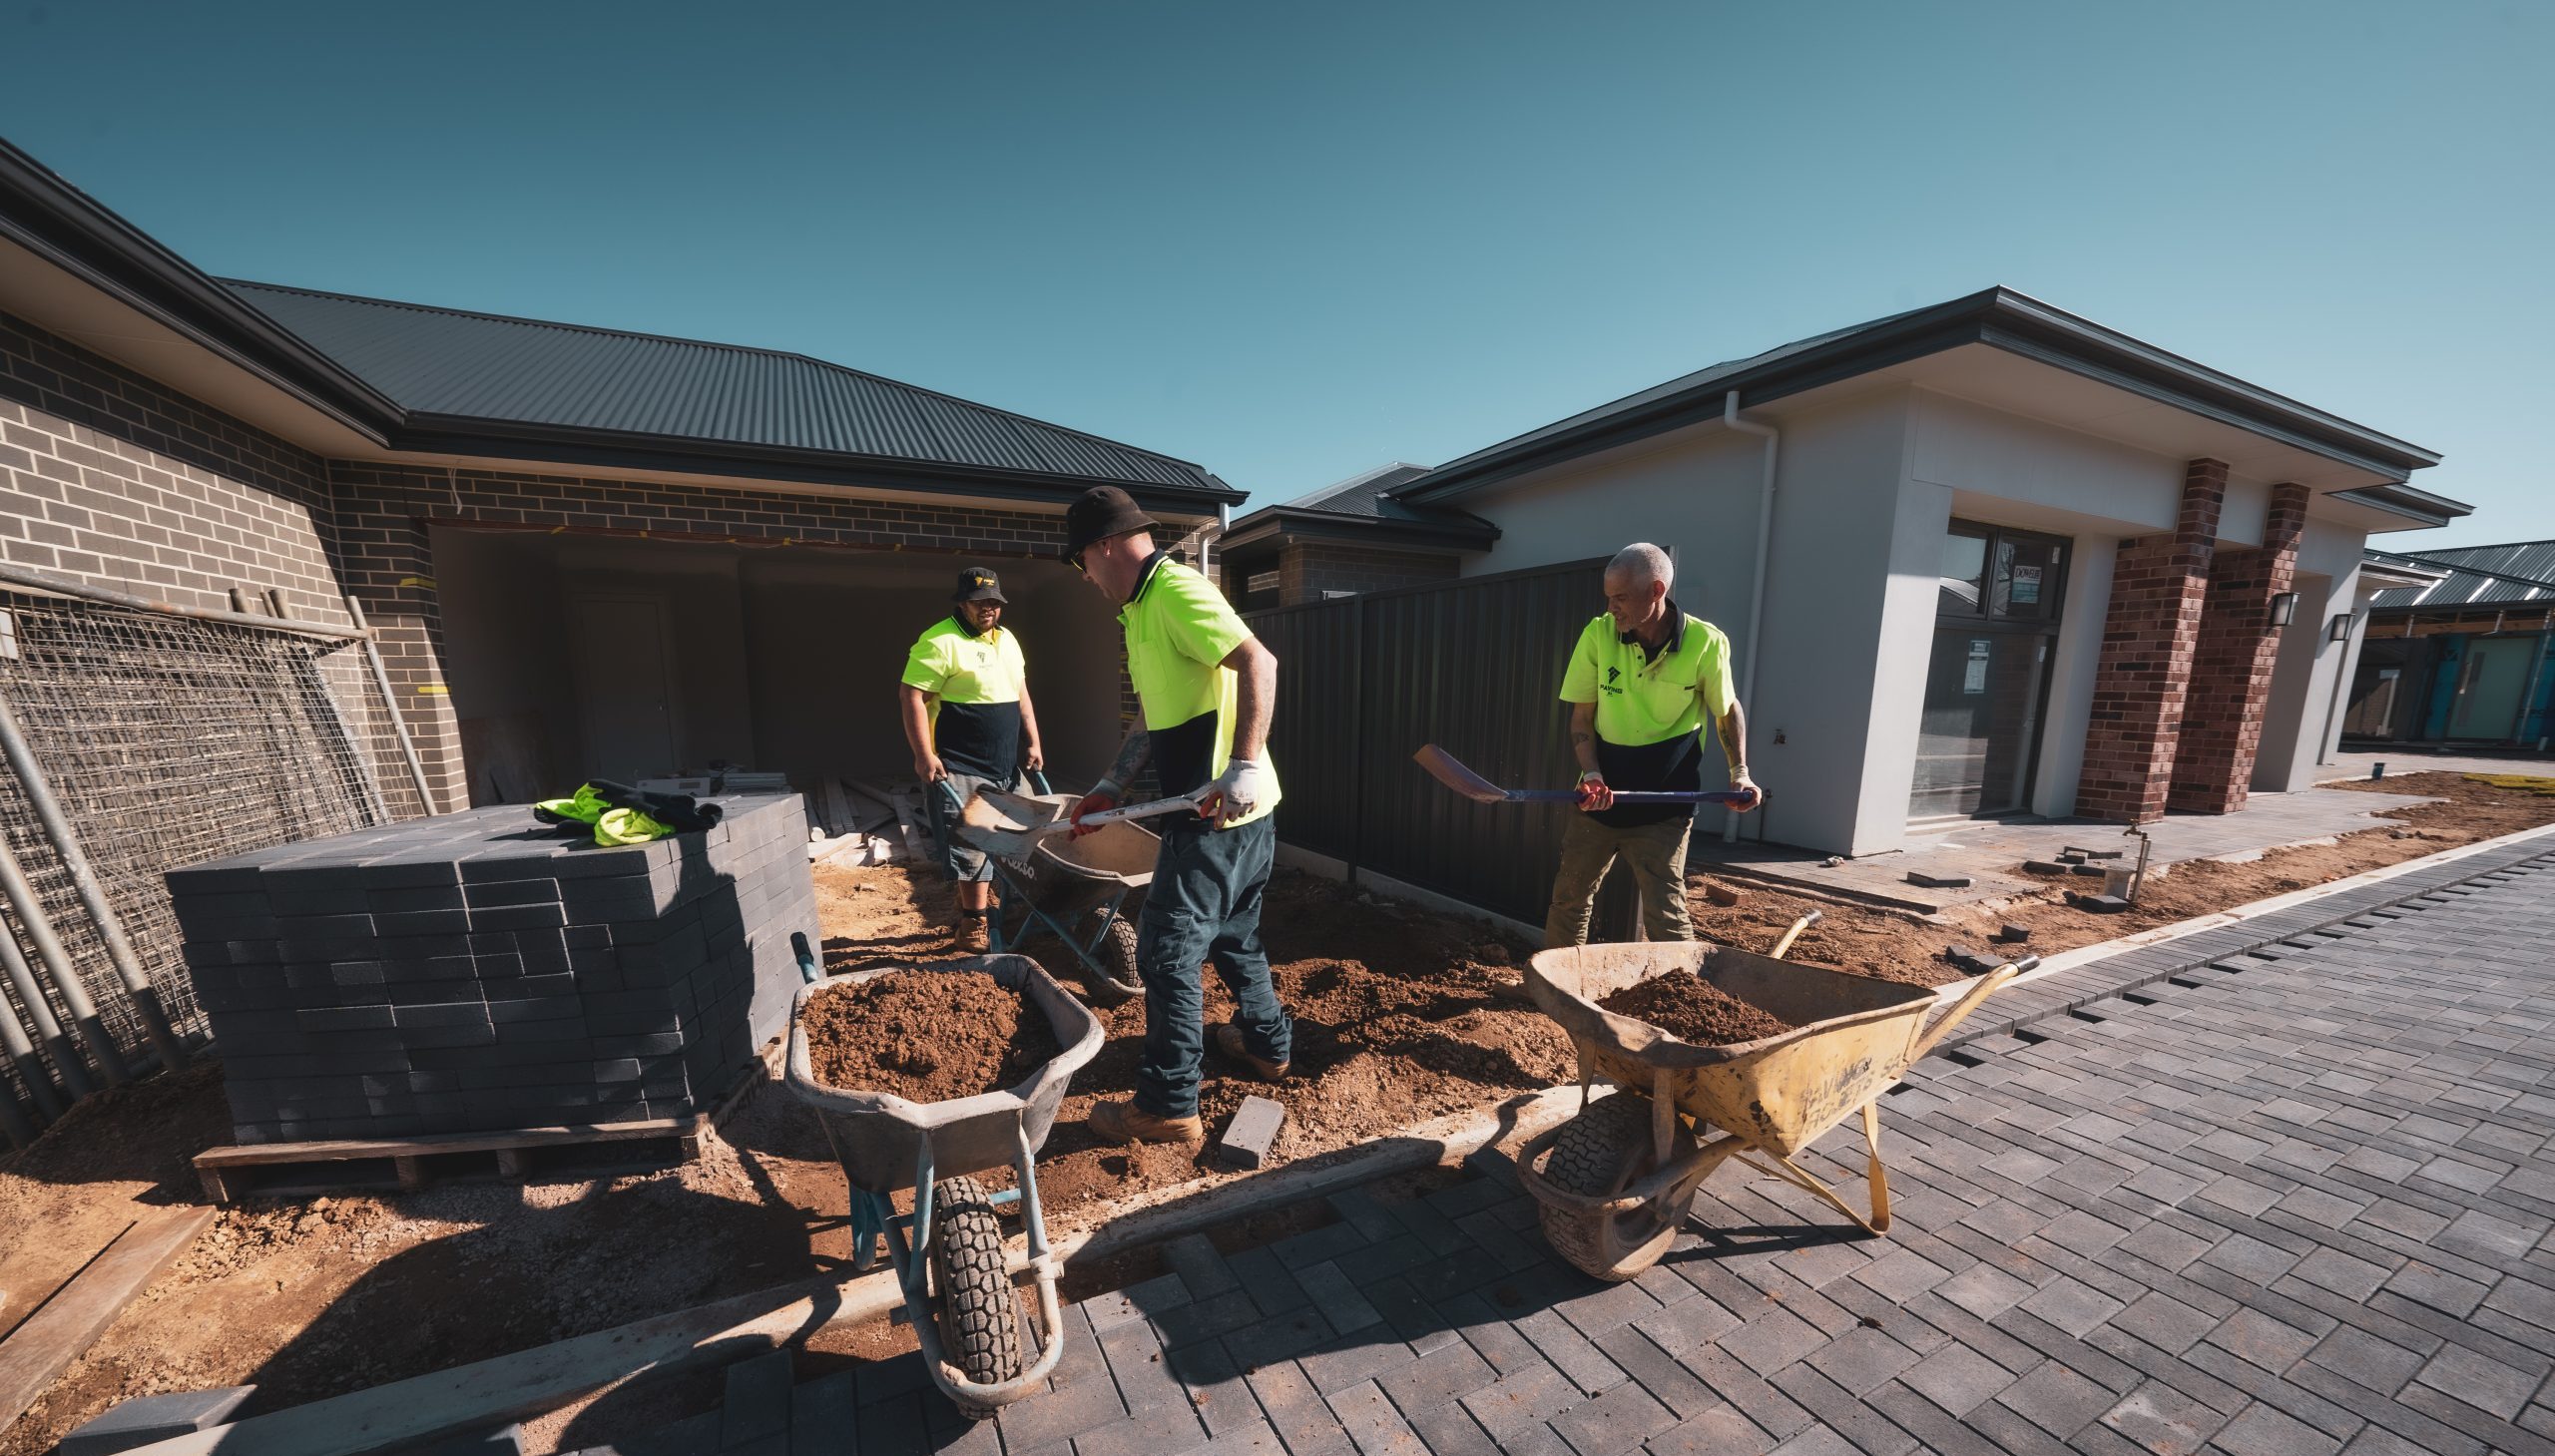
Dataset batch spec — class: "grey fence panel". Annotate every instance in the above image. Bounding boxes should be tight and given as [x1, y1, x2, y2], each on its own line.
[1251, 558, 1632, 933]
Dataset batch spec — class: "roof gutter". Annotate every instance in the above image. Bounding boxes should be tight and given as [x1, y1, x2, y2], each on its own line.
[0, 140, 402, 442]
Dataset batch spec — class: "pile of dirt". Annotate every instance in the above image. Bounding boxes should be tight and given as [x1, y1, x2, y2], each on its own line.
[1598, 973, 1793, 1046]
[800, 970, 1059, 1102]
[1686, 772, 2555, 988]
[803, 859, 1572, 1213]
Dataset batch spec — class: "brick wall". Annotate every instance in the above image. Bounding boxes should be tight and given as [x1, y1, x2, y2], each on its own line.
[2169, 482, 2309, 813]
[1278, 541, 1458, 605]
[2075, 459, 2226, 823]
[0, 310, 347, 624]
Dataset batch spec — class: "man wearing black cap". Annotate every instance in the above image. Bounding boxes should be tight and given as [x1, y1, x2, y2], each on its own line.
[900, 566, 1043, 951]
[1062, 486, 1292, 1146]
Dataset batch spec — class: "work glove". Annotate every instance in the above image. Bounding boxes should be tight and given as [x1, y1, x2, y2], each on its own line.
[1575, 771, 1614, 813]
[1203, 757, 1269, 828]
[1069, 779, 1122, 839]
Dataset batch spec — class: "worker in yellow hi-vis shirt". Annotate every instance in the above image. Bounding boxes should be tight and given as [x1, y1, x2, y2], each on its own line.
[1059, 486, 1291, 1147]
[900, 566, 1043, 952]
[1548, 542, 1762, 948]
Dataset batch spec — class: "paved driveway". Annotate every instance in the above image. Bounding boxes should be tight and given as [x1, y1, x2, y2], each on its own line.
[827, 850, 2555, 1456]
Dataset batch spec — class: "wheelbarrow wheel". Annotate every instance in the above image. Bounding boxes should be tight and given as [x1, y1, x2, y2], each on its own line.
[1538, 1093, 1683, 1282]
[1087, 913, 1142, 1005]
[928, 1176, 1026, 1415]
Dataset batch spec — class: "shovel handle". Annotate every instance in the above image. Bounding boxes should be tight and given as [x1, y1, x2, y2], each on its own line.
[1041, 790, 1212, 837]
[1501, 789, 1756, 805]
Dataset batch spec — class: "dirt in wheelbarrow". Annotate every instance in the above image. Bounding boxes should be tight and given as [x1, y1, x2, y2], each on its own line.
[1598, 974, 1795, 1046]
[1684, 772, 2555, 988]
[807, 858, 1574, 1218]
[800, 970, 1061, 1102]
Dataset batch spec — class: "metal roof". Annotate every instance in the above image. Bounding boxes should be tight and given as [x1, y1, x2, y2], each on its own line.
[1390, 287, 2453, 515]
[1224, 461, 1496, 551]
[225, 280, 1229, 496]
[2367, 540, 2555, 611]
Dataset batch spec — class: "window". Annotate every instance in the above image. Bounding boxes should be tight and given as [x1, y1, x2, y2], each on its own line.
[1938, 528, 1988, 615]
[1247, 570, 1280, 595]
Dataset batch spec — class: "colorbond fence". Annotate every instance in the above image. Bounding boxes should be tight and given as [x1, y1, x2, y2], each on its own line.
[1248, 557, 1634, 936]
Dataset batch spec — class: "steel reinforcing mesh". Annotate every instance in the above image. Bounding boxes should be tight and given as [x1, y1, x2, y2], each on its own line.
[0, 589, 429, 1116]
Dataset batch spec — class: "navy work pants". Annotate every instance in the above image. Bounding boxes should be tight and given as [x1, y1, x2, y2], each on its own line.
[1134, 814, 1291, 1119]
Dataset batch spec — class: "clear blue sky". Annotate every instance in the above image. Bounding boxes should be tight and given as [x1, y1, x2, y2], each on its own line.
[3, 1, 2547, 549]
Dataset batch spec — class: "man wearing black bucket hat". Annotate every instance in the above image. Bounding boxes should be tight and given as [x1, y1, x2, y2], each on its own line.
[1063, 486, 1293, 1146]
[900, 565, 1043, 951]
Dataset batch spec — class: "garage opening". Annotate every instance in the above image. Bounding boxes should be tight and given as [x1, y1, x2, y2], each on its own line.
[429, 526, 1128, 804]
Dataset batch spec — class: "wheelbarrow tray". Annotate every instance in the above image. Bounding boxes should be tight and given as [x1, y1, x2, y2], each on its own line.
[784, 953, 1105, 1194]
[960, 789, 1157, 915]
[1524, 940, 1958, 1159]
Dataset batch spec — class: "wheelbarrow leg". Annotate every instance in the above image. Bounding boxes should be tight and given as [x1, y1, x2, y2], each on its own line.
[1733, 1101, 1894, 1236]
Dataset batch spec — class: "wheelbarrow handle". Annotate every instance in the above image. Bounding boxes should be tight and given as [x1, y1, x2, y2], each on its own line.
[1025, 768, 1054, 796]
[1912, 961, 2023, 1060]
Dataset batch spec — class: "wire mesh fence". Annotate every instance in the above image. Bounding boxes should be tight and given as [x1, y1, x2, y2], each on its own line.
[0, 584, 427, 1129]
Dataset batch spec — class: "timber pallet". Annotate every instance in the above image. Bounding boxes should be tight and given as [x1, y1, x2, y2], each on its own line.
[193, 1036, 782, 1203]
[193, 1116, 709, 1203]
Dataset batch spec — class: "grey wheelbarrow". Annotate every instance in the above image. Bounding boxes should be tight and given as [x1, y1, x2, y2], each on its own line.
[1513, 937, 2017, 1281]
[957, 776, 1162, 1006]
[784, 954, 1105, 1417]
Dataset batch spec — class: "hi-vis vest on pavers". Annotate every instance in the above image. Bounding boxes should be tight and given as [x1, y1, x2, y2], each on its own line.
[1119, 554, 1279, 827]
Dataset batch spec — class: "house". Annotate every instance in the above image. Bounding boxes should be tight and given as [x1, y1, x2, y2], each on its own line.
[2346, 542, 2555, 750]
[1220, 463, 1493, 611]
[0, 138, 1240, 809]
[1252, 289, 2468, 858]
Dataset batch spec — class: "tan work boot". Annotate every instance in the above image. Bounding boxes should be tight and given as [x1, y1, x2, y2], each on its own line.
[952, 913, 990, 953]
[1212, 1022, 1290, 1081]
[1086, 1099, 1204, 1145]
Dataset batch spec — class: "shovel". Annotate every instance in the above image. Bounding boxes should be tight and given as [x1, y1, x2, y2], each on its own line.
[958, 786, 1213, 861]
[1413, 744, 1754, 806]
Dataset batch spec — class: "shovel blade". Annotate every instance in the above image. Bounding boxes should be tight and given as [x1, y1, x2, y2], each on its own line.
[957, 789, 1065, 862]
[1411, 744, 1515, 804]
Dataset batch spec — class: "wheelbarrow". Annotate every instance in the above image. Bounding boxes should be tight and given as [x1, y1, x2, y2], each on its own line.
[956, 778, 1159, 1006]
[1513, 935, 2018, 1280]
[784, 954, 1105, 1417]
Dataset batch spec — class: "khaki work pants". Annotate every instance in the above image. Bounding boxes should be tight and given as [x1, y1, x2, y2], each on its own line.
[1543, 810, 1695, 948]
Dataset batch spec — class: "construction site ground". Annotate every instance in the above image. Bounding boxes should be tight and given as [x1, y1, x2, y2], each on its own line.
[2, 771, 2550, 1454]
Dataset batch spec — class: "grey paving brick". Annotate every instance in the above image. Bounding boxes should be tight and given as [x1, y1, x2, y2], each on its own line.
[1457, 1361, 1581, 1440]
[2098, 1380, 2231, 1456]
[2410, 1341, 2543, 1422]
[1546, 1379, 1676, 1456]
[1297, 1331, 1418, 1397]
[1931, 1261, 2035, 1319]
[1243, 1361, 1349, 1456]
[1714, 1306, 1826, 1379]
[2018, 1274, 2126, 1337]
[1376, 1340, 1497, 1414]
[1995, 1360, 2118, 1440]
[1294, 1260, 1384, 1335]
[2208, 1401, 2346, 1456]
[1588, 1324, 1716, 1420]
[1641, 1403, 1774, 1456]
[1086, 1271, 1194, 1334]
[1511, 1305, 1626, 1396]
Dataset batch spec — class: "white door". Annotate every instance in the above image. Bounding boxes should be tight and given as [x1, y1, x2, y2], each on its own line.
[566, 594, 679, 781]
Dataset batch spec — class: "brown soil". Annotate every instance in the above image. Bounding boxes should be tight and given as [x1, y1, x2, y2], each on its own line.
[1598, 973, 1793, 1045]
[800, 970, 1059, 1103]
[7, 770, 2545, 1451]
[1687, 772, 2555, 987]
[806, 860, 1573, 1214]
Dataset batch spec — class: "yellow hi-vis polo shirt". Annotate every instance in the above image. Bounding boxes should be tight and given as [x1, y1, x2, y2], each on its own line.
[1558, 604, 1735, 826]
[1120, 554, 1279, 826]
[901, 617, 1028, 779]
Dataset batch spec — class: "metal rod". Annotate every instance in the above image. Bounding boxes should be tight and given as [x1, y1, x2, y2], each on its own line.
[0, 560, 365, 640]
[0, 937, 67, 1122]
[0, 882, 95, 1100]
[345, 596, 438, 813]
[0, 689, 184, 1072]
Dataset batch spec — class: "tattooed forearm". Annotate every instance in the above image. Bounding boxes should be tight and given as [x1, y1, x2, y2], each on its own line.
[1568, 702, 1602, 775]
[1106, 725, 1151, 787]
[1717, 703, 1749, 775]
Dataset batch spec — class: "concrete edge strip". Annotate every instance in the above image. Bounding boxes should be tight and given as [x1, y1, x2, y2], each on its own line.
[1929, 822, 2555, 1055]
[118, 1088, 1590, 1456]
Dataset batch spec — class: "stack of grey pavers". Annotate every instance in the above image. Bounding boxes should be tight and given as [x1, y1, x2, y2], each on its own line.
[169, 793, 815, 1145]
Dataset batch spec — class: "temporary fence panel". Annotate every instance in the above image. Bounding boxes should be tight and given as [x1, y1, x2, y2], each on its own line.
[0, 581, 427, 1128]
[1249, 558, 1633, 934]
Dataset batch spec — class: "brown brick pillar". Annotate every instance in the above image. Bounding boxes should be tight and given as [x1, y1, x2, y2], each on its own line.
[2168, 482, 2309, 813]
[2074, 459, 2227, 822]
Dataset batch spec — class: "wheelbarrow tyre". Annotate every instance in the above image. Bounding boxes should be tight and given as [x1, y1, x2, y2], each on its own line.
[927, 1176, 1026, 1414]
[1538, 1093, 1681, 1282]
[1090, 914, 1143, 1004]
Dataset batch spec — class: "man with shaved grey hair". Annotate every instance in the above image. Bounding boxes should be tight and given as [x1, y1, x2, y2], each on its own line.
[1545, 542, 1761, 946]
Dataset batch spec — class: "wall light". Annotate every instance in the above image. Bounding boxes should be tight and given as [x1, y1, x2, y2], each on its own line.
[2328, 612, 2355, 643]
[2268, 591, 2300, 628]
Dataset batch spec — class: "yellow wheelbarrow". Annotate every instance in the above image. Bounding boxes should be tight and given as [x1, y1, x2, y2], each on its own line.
[1513, 931, 2018, 1280]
